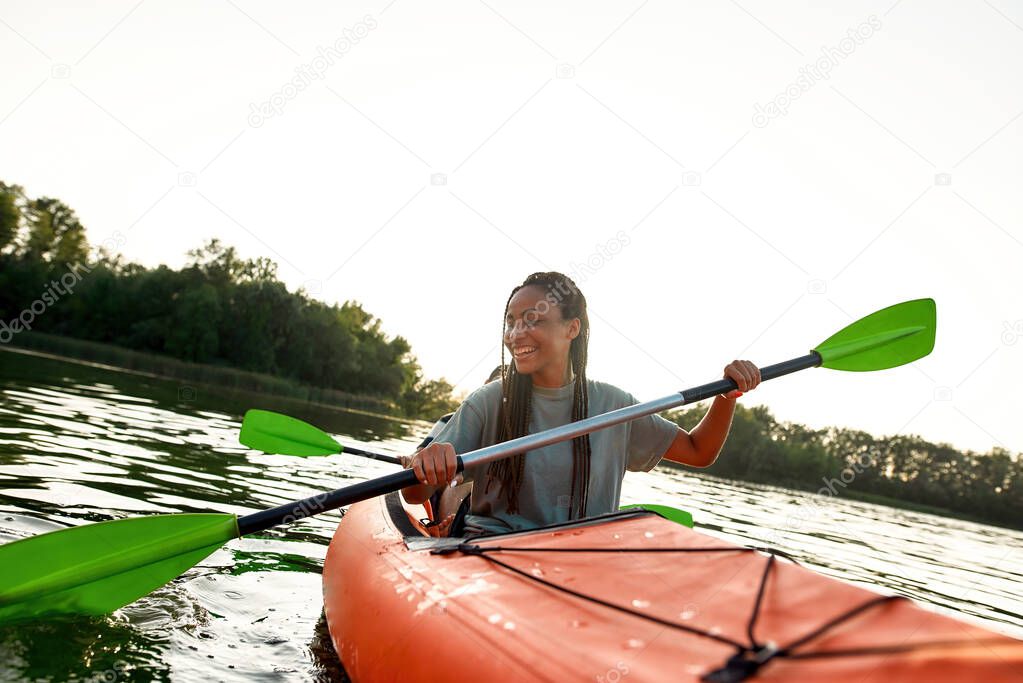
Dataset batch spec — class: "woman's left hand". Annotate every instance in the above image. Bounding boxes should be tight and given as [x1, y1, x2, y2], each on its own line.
[721, 360, 761, 400]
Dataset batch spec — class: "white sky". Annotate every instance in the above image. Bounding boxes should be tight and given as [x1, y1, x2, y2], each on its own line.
[2, 1, 1021, 455]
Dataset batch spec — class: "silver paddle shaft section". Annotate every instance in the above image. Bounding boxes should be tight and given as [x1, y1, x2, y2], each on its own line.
[459, 393, 684, 470]
[457, 352, 821, 471]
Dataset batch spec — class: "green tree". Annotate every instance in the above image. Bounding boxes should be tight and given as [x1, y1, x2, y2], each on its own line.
[0, 182, 23, 251]
[165, 283, 222, 362]
[400, 375, 460, 419]
[24, 197, 89, 265]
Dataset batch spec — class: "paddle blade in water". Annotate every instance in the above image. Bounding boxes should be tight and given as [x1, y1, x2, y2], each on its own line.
[814, 298, 936, 371]
[239, 409, 341, 456]
[0, 513, 237, 623]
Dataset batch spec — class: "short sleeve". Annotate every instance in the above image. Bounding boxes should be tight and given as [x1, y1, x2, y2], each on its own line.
[625, 394, 679, 472]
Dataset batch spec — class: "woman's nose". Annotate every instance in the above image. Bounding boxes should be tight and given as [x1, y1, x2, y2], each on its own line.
[506, 321, 526, 340]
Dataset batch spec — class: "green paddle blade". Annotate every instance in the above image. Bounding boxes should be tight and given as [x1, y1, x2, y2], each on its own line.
[814, 298, 936, 371]
[240, 409, 341, 457]
[0, 513, 237, 623]
[620, 504, 694, 528]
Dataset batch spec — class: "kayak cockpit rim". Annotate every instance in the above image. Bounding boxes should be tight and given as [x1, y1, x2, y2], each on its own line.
[385, 492, 693, 553]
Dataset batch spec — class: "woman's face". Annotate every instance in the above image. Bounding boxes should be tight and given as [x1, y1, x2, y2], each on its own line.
[504, 285, 580, 385]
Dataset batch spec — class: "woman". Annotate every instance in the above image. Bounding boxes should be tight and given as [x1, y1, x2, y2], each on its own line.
[401, 272, 760, 536]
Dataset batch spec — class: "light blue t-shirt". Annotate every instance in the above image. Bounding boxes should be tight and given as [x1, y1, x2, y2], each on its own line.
[433, 379, 678, 535]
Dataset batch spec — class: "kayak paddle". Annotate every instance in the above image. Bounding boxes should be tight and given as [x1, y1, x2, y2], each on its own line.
[0, 298, 935, 623]
[239, 409, 402, 464]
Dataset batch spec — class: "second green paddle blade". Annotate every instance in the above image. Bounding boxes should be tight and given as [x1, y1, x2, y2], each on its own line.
[0, 513, 237, 623]
[239, 409, 341, 457]
[620, 504, 694, 528]
[814, 298, 936, 371]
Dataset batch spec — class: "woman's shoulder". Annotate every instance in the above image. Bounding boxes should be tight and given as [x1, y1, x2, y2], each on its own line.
[460, 377, 504, 411]
[585, 379, 636, 406]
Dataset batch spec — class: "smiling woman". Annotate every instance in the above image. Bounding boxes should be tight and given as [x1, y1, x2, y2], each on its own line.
[400, 271, 763, 536]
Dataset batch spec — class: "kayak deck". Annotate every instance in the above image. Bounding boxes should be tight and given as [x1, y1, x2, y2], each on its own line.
[323, 493, 1023, 682]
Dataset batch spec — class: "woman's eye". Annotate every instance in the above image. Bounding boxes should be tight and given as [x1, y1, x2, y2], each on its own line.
[505, 318, 546, 332]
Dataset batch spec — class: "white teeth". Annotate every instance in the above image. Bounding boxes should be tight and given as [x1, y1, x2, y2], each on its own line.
[513, 346, 537, 356]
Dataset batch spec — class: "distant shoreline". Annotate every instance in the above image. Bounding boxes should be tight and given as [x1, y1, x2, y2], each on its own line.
[661, 460, 1022, 532]
[2, 331, 414, 422]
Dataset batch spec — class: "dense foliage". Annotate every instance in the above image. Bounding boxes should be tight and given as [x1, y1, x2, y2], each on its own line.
[0, 181, 458, 417]
[668, 403, 1023, 529]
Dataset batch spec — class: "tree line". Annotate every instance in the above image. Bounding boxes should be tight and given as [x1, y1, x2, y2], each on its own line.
[0, 181, 459, 417]
[668, 403, 1022, 529]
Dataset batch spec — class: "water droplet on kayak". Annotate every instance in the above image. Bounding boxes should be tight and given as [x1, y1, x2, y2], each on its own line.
[569, 619, 586, 628]
[503, 621, 516, 631]
[553, 566, 563, 573]
[625, 638, 644, 649]
[644, 531, 655, 538]
[709, 626, 722, 636]
[530, 567, 544, 577]
[224, 591, 243, 600]
[679, 607, 697, 620]
[488, 613, 502, 625]
[631, 599, 650, 609]
[612, 533, 622, 539]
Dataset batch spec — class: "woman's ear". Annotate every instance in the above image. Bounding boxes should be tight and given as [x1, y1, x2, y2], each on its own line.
[566, 318, 581, 341]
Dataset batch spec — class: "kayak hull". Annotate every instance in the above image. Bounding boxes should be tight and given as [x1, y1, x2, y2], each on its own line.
[323, 493, 1023, 682]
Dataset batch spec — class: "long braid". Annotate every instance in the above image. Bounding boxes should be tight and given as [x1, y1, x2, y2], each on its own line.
[571, 323, 591, 517]
[487, 272, 592, 517]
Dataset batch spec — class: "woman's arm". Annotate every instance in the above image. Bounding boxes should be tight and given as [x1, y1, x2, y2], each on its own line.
[401, 481, 439, 505]
[661, 395, 737, 467]
[660, 360, 761, 468]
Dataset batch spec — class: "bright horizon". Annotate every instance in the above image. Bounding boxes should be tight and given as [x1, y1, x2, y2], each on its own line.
[2, 1, 1021, 455]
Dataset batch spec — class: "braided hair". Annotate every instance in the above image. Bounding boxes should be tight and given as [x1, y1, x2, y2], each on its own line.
[485, 272, 592, 518]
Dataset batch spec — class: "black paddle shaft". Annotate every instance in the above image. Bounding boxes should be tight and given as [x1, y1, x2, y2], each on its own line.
[236, 352, 822, 536]
[338, 445, 402, 466]
[237, 467, 427, 535]
[681, 352, 822, 402]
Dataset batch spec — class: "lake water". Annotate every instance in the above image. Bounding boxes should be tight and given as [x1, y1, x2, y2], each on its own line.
[1, 348, 1020, 681]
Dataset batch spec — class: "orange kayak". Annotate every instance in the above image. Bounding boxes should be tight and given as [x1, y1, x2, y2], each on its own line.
[323, 493, 1023, 682]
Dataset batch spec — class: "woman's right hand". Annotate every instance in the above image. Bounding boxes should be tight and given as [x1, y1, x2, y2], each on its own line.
[406, 442, 460, 487]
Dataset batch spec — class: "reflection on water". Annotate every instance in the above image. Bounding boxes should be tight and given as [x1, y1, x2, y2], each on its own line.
[0, 348, 1020, 681]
